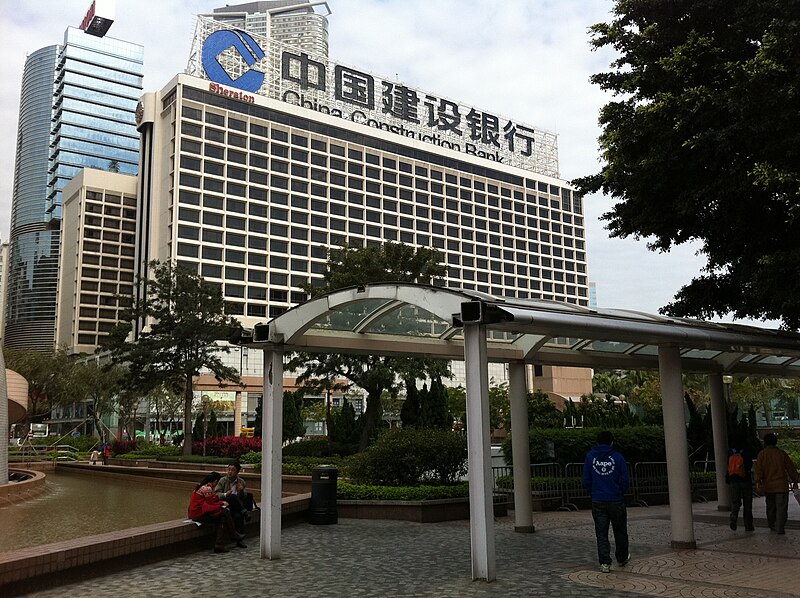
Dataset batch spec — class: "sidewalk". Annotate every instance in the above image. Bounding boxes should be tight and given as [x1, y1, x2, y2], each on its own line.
[28, 496, 800, 597]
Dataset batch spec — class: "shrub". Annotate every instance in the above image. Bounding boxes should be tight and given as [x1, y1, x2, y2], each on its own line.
[123, 444, 181, 458]
[155, 455, 236, 465]
[282, 439, 332, 457]
[337, 481, 470, 501]
[239, 451, 262, 465]
[347, 428, 467, 487]
[501, 426, 666, 467]
[192, 435, 261, 459]
[111, 439, 138, 455]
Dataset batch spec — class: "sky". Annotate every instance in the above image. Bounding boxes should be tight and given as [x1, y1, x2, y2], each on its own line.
[0, 0, 726, 321]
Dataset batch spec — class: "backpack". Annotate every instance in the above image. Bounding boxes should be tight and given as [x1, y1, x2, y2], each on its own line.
[727, 452, 745, 478]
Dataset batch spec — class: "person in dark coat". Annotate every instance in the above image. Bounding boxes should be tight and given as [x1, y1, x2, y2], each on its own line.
[583, 430, 630, 573]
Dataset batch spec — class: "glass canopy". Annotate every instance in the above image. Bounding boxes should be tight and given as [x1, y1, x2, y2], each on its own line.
[249, 284, 800, 377]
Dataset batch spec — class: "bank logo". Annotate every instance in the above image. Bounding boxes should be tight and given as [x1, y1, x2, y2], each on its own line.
[201, 30, 266, 93]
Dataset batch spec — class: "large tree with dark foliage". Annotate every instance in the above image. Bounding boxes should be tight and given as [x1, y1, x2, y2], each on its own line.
[574, 0, 800, 329]
[289, 242, 449, 450]
[107, 261, 241, 455]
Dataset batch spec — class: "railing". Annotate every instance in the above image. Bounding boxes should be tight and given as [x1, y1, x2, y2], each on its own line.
[9, 443, 80, 464]
[491, 459, 720, 511]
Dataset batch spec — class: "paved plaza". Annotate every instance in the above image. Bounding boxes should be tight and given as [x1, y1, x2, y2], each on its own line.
[28, 497, 800, 597]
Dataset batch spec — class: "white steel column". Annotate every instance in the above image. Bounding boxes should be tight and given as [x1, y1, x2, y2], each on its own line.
[709, 374, 730, 510]
[463, 323, 496, 581]
[509, 361, 534, 532]
[658, 345, 697, 549]
[260, 348, 284, 559]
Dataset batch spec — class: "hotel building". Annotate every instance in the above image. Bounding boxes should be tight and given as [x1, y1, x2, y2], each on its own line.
[136, 18, 588, 334]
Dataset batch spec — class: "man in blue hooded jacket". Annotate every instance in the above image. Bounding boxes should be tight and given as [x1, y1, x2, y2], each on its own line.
[583, 430, 630, 573]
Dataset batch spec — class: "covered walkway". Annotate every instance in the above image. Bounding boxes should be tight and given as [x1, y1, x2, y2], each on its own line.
[242, 284, 800, 582]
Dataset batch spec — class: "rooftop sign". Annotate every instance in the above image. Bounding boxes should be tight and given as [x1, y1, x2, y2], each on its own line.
[79, 0, 115, 37]
[187, 16, 559, 177]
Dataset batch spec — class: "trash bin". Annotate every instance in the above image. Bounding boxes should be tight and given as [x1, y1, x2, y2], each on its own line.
[310, 465, 338, 525]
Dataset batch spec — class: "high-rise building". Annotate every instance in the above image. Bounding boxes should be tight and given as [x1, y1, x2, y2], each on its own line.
[207, 1, 330, 58]
[5, 17, 143, 350]
[137, 18, 588, 333]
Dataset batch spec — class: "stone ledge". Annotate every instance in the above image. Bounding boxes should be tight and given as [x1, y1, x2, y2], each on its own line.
[0, 469, 46, 506]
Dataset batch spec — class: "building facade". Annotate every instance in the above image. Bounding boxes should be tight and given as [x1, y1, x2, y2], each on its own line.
[56, 168, 137, 354]
[6, 45, 60, 350]
[5, 24, 143, 350]
[207, 1, 330, 58]
[136, 73, 588, 329]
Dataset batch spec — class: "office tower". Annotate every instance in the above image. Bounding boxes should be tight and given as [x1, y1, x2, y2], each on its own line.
[208, 1, 330, 57]
[5, 21, 143, 350]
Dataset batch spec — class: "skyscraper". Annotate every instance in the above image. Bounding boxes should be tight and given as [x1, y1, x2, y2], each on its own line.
[5, 18, 143, 350]
[208, 1, 330, 57]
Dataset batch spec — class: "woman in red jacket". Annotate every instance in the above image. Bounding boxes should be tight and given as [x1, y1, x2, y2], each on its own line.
[189, 472, 246, 553]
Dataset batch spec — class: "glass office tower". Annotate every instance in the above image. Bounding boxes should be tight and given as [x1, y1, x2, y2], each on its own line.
[5, 27, 143, 350]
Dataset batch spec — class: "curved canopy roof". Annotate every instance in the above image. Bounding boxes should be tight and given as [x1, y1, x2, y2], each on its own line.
[248, 284, 800, 377]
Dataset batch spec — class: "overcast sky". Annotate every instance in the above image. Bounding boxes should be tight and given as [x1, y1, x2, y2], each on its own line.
[0, 0, 729, 321]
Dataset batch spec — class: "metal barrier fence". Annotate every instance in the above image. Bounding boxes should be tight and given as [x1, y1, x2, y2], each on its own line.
[491, 459, 716, 511]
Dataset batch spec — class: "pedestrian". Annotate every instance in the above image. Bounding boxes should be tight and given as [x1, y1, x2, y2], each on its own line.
[90, 449, 99, 465]
[102, 441, 111, 466]
[725, 442, 754, 531]
[754, 433, 799, 534]
[583, 430, 630, 573]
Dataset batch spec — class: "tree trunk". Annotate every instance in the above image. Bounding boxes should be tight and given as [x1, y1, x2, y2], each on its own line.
[182, 379, 193, 456]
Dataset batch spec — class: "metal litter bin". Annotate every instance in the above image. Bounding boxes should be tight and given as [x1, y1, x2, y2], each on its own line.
[310, 465, 338, 525]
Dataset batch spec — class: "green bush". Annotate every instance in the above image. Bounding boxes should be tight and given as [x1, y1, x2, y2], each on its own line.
[337, 481, 469, 501]
[282, 439, 332, 457]
[124, 444, 181, 458]
[502, 426, 666, 466]
[240, 451, 262, 465]
[153, 455, 236, 465]
[29, 435, 99, 452]
[347, 428, 467, 487]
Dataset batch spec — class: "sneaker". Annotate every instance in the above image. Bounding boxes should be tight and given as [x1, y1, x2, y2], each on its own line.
[618, 553, 630, 566]
[745, 525, 755, 532]
[730, 519, 737, 531]
[600, 563, 611, 573]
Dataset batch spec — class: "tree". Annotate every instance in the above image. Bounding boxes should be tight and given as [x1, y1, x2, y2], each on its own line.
[4, 347, 77, 430]
[282, 389, 306, 443]
[107, 159, 120, 173]
[68, 361, 127, 439]
[288, 242, 448, 450]
[575, 1, 800, 329]
[417, 376, 451, 430]
[107, 260, 241, 455]
[516, 390, 563, 430]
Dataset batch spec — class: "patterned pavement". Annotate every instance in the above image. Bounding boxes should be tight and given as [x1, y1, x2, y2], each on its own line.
[26, 497, 800, 597]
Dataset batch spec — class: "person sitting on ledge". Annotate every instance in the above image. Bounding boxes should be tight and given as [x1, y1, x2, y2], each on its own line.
[215, 462, 254, 534]
[188, 472, 246, 553]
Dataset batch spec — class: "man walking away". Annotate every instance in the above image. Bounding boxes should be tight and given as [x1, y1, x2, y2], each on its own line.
[726, 442, 754, 531]
[583, 430, 630, 573]
[754, 433, 799, 534]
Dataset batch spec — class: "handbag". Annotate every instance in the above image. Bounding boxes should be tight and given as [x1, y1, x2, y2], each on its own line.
[793, 487, 800, 507]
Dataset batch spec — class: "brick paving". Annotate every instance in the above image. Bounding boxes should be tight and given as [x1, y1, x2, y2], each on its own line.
[25, 497, 800, 597]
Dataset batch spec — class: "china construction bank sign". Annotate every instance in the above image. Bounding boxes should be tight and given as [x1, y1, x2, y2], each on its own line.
[186, 16, 559, 177]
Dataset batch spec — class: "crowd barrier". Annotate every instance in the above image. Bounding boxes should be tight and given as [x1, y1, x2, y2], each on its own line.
[491, 459, 720, 511]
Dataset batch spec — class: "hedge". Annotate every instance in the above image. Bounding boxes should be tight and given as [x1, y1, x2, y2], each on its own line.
[501, 426, 666, 466]
[337, 481, 469, 501]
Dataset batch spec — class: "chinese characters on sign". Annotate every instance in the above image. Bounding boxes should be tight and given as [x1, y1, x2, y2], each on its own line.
[190, 17, 558, 175]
